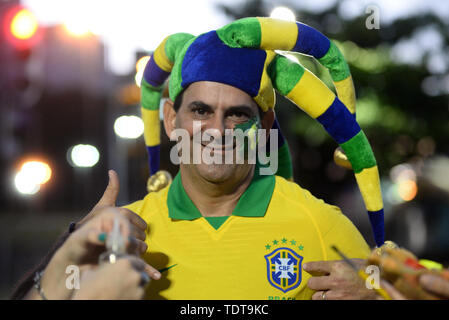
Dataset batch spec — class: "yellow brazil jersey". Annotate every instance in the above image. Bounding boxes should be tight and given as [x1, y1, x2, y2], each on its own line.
[124, 169, 370, 300]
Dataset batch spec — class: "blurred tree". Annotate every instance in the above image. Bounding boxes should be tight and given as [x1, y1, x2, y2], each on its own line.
[217, 0, 449, 195]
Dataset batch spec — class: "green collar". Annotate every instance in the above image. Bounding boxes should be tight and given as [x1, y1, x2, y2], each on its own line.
[167, 166, 275, 220]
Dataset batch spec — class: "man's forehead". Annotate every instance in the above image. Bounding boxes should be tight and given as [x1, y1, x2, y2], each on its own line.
[182, 81, 259, 110]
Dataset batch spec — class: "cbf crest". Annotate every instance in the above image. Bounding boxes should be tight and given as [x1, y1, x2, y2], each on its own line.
[265, 247, 303, 293]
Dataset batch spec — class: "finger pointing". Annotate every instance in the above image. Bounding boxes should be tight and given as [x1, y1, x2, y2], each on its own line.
[303, 260, 333, 276]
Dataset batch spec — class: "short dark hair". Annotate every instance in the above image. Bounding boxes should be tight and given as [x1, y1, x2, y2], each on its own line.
[173, 88, 186, 112]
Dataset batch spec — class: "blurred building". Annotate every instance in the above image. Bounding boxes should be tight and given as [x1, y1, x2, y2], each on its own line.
[0, 5, 111, 298]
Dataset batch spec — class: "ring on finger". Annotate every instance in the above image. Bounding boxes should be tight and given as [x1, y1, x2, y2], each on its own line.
[321, 290, 327, 300]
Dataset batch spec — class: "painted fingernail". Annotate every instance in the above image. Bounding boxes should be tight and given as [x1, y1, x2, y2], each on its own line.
[98, 233, 107, 243]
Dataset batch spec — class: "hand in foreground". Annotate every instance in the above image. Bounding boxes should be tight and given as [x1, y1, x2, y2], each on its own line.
[76, 170, 148, 254]
[420, 273, 449, 298]
[58, 209, 149, 267]
[32, 210, 160, 300]
[381, 273, 449, 300]
[304, 259, 379, 300]
[72, 255, 154, 300]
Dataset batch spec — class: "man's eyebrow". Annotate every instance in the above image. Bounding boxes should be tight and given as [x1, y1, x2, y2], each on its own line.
[226, 105, 256, 115]
[187, 101, 257, 115]
[187, 101, 213, 110]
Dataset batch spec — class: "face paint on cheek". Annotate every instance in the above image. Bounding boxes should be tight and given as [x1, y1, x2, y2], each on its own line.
[234, 117, 261, 163]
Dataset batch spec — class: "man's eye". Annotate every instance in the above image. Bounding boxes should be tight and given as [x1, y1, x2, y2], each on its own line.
[193, 108, 208, 116]
[229, 111, 249, 119]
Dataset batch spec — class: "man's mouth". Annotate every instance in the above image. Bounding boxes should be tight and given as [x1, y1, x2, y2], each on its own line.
[200, 141, 235, 152]
[196, 134, 236, 154]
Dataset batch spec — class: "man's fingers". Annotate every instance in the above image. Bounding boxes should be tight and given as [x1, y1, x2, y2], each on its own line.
[303, 261, 333, 276]
[307, 276, 333, 291]
[85, 229, 107, 246]
[119, 208, 147, 232]
[420, 274, 449, 297]
[138, 239, 148, 254]
[96, 170, 120, 208]
[130, 225, 146, 241]
[380, 280, 406, 300]
[144, 264, 161, 280]
[311, 290, 334, 300]
[127, 236, 148, 255]
[126, 256, 161, 280]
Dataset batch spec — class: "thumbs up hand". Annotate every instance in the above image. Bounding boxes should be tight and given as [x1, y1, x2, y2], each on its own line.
[75, 170, 148, 255]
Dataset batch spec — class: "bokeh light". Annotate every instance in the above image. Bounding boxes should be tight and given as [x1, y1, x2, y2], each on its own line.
[135, 56, 151, 87]
[114, 115, 144, 139]
[63, 20, 90, 36]
[14, 160, 52, 195]
[69, 144, 100, 168]
[398, 179, 418, 201]
[14, 171, 40, 195]
[416, 137, 436, 157]
[20, 161, 52, 185]
[10, 8, 38, 40]
[136, 56, 150, 73]
[390, 163, 416, 183]
[270, 6, 296, 21]
[387, 163, 418, 203]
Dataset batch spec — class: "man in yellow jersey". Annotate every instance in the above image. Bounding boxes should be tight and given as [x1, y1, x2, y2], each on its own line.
[120, 17, 385, 300]
[123, 80, 376, 299]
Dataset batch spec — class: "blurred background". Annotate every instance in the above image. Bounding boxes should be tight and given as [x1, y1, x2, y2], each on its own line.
[1, 0, 448, 299]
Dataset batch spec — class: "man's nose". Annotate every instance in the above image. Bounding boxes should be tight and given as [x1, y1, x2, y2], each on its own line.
[206, 115, 227, 136]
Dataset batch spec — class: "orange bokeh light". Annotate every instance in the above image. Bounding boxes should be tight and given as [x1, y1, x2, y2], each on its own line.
[10, 8, 38, 40]
[4, 6, 42, 50]
[398, 180, 418, 201]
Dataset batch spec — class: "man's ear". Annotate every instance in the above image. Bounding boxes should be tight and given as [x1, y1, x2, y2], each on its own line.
[261, 109, 275, 139]
[163, 99, 177, 139]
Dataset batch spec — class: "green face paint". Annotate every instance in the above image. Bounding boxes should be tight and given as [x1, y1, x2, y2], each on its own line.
[234, 117, 261, 161]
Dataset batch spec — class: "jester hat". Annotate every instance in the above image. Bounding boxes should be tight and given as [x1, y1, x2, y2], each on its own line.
[141, 17, 385, 247]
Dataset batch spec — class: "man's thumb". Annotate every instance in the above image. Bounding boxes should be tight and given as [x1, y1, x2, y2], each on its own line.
[96, 170, 120, 207]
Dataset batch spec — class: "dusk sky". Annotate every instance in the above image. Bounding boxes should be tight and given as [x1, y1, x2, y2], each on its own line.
[21, 0, 449, 75]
